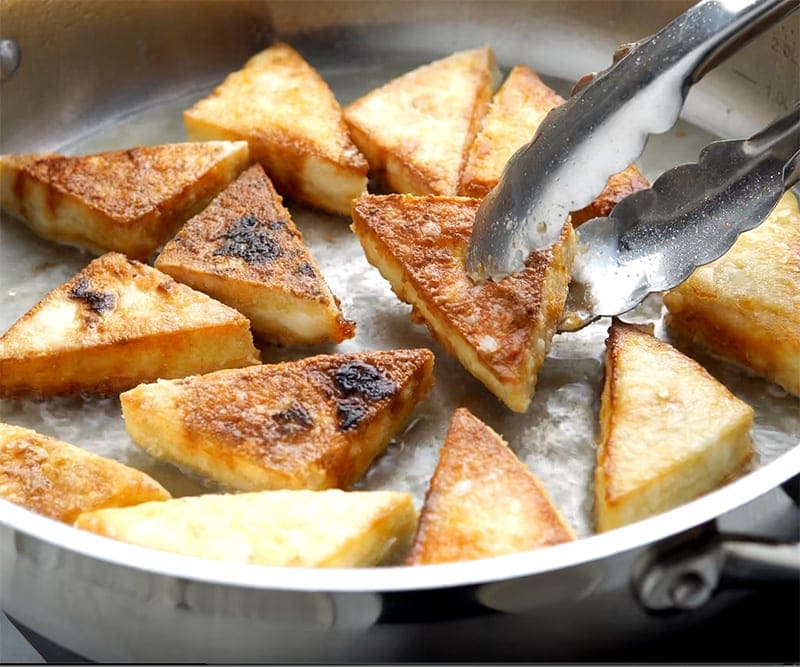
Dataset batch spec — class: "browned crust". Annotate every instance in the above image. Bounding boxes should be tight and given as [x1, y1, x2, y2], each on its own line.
[351, 194, 574, 409]
[407, 408, 574, 564]
[455, 55, 496, 194]
[155, 164, 355, 343]
[0, 423, 170, 523]
[121, 349, 435, 490]
[188, 42, 367, 172]
[0, 252, 256, 351]
[0, 143, 250, 259]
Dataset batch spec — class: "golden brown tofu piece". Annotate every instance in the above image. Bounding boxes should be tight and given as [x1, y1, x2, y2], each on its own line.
[344, 47, 497, 196]
[459, 65, 562, 198]
[0, 422, 170, 523]
[0, 141, 250, 260]
[155, 164, 354, 345]
[456, 64, 649, 221]
[595, 321, 755, 532]
[120, 349, 435, 491]
[183, 43, 367, 216]
[664, 191, 800, 396]
[406, 408, 574, 565]
[0, 252, 259, 398]
[351, 194, 575, 412]
[75, 489, 417, 567]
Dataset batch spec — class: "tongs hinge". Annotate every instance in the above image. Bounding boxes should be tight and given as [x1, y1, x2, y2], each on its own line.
[466, 0, 800, 282]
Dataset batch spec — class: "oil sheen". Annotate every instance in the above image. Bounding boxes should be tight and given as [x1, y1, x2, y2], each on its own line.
[1, 69, 797, 538]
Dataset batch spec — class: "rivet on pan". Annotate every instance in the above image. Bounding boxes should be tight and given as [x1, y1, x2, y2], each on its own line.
[669, 570, 711, 609]
[0, 39, 21, 81]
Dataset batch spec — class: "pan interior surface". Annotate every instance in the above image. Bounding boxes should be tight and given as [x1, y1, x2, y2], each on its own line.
[0, 0, 798, 585]
[1, 65, 797, 540]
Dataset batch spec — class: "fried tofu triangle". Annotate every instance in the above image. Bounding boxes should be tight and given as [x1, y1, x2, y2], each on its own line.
[595, 321, 755, 532]
[457, 64, 648, 223]
[664, 191, 800, 396]
[0, 422, 170, 524]
[155, 164, 354, 345]
[351, 194, 575, 412]
[184, 42, 367, 216]
[344, 47, 496, 196]
[75, 489, 418, 567]
[120, 349, 435, 491]
[407, 408, 574, 565]
[568, 164, 650, 227]
[0, 252, 259, 398]
[458, 65, 562, 199]
[0, 141, 250, 260]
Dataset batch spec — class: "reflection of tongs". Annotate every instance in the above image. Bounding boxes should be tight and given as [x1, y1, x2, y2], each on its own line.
[465, 0, 800, 331]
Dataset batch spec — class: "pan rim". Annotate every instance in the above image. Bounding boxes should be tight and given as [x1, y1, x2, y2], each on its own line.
[2, 441, 797, 594]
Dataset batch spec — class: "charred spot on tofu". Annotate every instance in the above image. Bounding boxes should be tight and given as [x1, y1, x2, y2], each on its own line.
[68, 277, 116, 314]
[333, 361, 397, 400]
[273, 404, 314, 431]
[297, 262, 316, 277]
[331, 362, 397, 431]
[213, 214, 282, 264]
[337, 399, 367, 431]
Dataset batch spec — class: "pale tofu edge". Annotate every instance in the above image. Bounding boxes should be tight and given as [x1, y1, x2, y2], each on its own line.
[595, 423, 754, 532]
[664, 298, 800, 398]
[663, 191, 800, 396]
[0, 324, 259, 398]
[73, 490, 418, 567]
[153, 263, 350, 345]
[343, 122, 437, 195]
[184, 119, 366, 216]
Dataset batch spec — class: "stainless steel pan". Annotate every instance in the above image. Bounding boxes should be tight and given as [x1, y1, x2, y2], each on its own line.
[0, 0, 798, 661]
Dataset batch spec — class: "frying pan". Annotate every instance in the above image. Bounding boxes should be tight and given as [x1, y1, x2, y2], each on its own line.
[0, 0, 798, 661]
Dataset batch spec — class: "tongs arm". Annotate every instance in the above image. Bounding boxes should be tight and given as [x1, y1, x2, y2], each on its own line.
[466, 0, 799, 281]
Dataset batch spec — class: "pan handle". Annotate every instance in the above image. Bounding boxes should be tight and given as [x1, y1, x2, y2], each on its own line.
[634, 473, 800, 612]
[633, 533, 800, 612]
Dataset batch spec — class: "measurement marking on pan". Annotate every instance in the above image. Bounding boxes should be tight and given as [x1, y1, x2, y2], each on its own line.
[731, 68, 757, 85]
[766, 84, 792, 111]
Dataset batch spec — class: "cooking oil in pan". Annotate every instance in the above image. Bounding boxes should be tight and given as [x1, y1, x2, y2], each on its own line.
[0, 67, 797, 538]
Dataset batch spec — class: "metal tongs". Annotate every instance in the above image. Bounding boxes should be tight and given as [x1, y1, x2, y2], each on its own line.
[465, 0, 800, 332]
